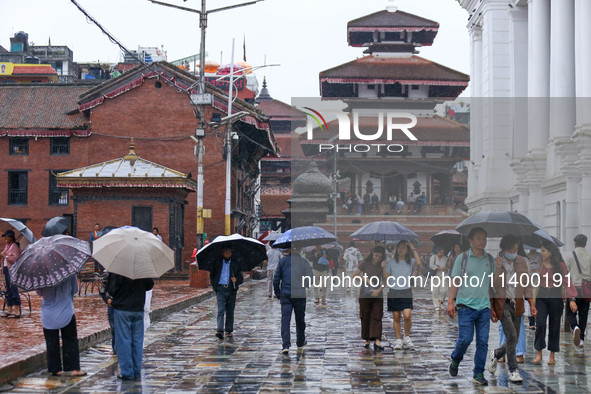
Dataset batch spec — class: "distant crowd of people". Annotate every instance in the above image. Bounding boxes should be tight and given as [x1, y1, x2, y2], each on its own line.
[340, 191, 432, 215]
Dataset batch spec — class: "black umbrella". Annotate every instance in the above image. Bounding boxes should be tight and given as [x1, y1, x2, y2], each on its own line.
[196, 234, 267, 272]
[42, 216, 71, 237]
[455, 210, 539, 237]
[10, 235, 91, 291]
[431, 230, 470, 251]
[98, 226, 117, 238]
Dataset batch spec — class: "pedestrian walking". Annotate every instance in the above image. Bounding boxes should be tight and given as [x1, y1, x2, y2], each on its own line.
[487, 235, 537, 383]
[264, 241, 283, 298]
[37, 274, 86, 377]
[383, 240, 420, 350]
[533, 241, 577, 365]
[564, 234, 591, 347]
[312, 245, 330, 303]
[526, 246, 542, 329]
[343, 241, 363, 292]
[209, 245, 243, 339]
[352, 246, 386, 351]
[1, 230, 22, 318]
[430, 246, 449, 312]
[106, 273, 154, 380]
[99, 272, 116, 355]
[447, 227, 494, 386]
[274, 247, 314, 354]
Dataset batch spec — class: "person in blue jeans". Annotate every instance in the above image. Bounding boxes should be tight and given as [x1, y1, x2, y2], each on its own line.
[273, 245, 314, 354]
[209, 245, 243, 339]
[106, 273, 154, 380]
[447, 227, 495, 386]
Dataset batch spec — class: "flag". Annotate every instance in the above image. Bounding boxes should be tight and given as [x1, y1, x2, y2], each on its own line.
[48, 37, 51, 48]
[243, 35, 246, 62]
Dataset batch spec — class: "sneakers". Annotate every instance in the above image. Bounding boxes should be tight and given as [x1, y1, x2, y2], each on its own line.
[472, 373, 488, 385]
[573, 326, 581, 346]
[281, 348, 289, 355]
[394, 339, 403, 350]
[580, 340, 585, 348]
[402, 336, 414, 349]
[509, 370, 523, 382]
[449, 360, 459, 377]
[297, 339, 307, 350]
[488, 350, 498, 375]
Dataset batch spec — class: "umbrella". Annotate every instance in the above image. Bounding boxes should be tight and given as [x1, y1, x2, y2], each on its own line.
[350, 221, 419, 243]
[263, 232, 283, 242]
[0, 218, 36, 249]
[303, 241, 344, 253]
[431, 230, 470, 251]
[41, 216, 71, 237]
[518, 218, 564, 248]
[10, 235, 91, 291]
[273, 226, 338, 249]
[455, 210, 538, 237]
[196, 233, 266, 272]
[97, 226, 117, 238]
[92, 227, 174, 279]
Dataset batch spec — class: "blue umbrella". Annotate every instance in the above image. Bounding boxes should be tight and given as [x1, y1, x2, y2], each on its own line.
[273, 226, 338, 248]
[350, 221, 419, 243]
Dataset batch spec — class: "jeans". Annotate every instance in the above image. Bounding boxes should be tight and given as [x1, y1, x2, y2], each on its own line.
[280, 296, 306, 348]
[535, 292, 563, 352]
[43, 315, 80, 373]
[108, 306, 116, 353]
[566, 294, 590, 341]
[499, 315, 526, 357]
[451, 307, 490, 375]
[114, 309, 145, 379]
[3, 266, 21, 307]
[357, 204, 362, 215]
[494, 302, 521, 372]
[216, 287, 237, 333]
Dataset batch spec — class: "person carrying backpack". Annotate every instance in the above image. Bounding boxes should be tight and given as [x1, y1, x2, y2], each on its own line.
[447, 227, 495, 386]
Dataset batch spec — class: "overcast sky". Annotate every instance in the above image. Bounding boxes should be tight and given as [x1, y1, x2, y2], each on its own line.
[0, 0, 470, 103]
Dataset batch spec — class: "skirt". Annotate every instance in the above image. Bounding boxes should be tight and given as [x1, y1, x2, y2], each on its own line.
[387, 289, 413, 311]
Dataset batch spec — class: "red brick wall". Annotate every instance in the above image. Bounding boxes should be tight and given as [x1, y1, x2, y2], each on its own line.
[0, 80, 240, 268]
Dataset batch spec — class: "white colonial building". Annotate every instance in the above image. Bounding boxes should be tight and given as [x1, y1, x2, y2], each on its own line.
[461, 0, 591, 250]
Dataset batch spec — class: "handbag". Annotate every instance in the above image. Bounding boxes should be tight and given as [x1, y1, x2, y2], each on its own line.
[573, 251, 591, 302]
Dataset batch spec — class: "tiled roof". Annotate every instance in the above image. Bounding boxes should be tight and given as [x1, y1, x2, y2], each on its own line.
[267, 133, 305, 157]
[260, 194, 290, 217]
[258, 99, 305, 119]
[0, 84, 92, 129]
[12, 65, 58, 75]
[320, 55, 469, 83]
[348, 10, 439, 29]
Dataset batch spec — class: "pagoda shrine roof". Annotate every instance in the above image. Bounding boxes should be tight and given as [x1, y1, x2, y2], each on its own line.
[56, 143, 197, 191]
[348, 10, 439, 30]
[320, 55, 469, 86]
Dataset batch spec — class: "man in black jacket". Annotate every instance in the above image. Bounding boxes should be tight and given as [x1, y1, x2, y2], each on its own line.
[105, 273, 154, 380]
[210, 245, 243, 339]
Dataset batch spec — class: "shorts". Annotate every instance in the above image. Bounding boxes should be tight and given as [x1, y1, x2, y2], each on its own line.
[387, 289, 413, 311]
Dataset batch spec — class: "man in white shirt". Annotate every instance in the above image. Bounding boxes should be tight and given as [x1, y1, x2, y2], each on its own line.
[564, 234, 591, 347]
[343, 241, 363, 292]
[264, 241, 283, 298]
[152, 227, 162, 241]
[429, 246, 448, 311]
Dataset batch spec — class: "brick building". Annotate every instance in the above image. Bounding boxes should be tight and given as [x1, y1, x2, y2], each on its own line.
[0, 61, 275, 269]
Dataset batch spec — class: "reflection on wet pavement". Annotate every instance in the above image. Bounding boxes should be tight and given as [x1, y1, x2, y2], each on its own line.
[7, 280, 591, 393]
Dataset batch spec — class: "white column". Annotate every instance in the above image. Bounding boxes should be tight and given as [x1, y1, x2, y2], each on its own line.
[468, 27, 483, 197]
[548, 0, 576, 176]
[509, 7, 529, 157]
[528, 0, 550, 154]
[575, 0, 591, 129]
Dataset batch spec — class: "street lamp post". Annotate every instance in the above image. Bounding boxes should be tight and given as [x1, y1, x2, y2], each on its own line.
[148, 0, 263, 247]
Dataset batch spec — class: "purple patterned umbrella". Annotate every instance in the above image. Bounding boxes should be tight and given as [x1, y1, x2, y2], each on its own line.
[10, 235, 91, 291]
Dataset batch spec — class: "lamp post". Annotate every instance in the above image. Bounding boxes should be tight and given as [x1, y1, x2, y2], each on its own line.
[148, 0, 263, 247]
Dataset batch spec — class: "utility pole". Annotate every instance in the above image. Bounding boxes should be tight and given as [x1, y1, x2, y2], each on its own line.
[225, 39, 236, 235]
[148, 0, 263, 248]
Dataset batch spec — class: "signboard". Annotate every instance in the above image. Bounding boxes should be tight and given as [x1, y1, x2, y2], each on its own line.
[204, 76, 244, 91]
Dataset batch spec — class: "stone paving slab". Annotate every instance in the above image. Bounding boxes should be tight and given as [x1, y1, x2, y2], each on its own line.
[3, 281, 591, 393]
[0, 280, 215, 386]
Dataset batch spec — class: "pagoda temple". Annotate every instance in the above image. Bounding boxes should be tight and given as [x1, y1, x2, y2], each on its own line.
[302, 1, 470, 211]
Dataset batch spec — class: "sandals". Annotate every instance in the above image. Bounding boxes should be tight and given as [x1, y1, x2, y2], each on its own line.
[226, 333, 233, 338]
[73, 371, 88, 377]
[6, 314, 21, 319]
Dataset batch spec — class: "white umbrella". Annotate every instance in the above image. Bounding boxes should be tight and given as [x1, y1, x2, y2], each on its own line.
[92, 227, 174, 279]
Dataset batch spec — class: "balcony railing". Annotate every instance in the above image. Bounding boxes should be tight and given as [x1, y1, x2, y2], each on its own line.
[9, 191, 27, 205]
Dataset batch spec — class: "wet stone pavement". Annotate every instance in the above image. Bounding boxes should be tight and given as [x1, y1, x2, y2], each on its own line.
[7, 280, 591, 393]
